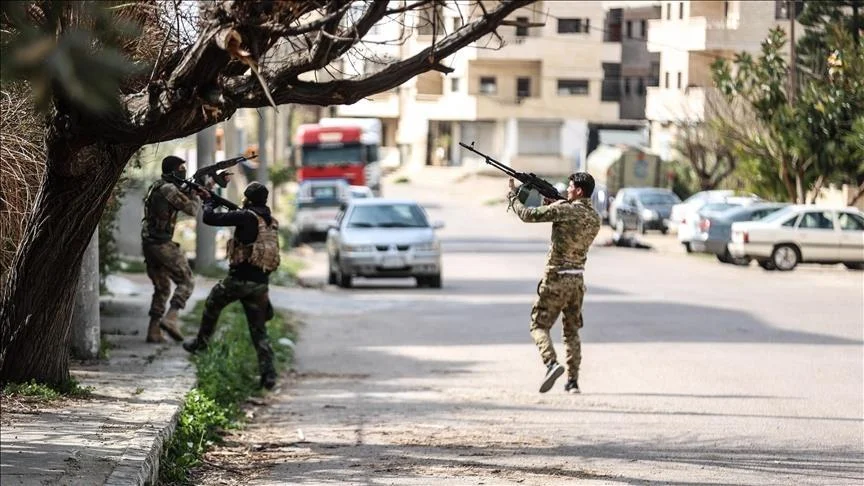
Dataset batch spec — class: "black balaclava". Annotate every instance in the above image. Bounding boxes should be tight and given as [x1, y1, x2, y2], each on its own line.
[243, 182, 269, 207]
[162, 156, 187, 180]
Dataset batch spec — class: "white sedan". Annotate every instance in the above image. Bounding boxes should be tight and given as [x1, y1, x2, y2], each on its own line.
[728, 205, 864, 271]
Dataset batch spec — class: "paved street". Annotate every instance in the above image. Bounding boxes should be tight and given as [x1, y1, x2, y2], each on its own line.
[203, 173, 864, 485]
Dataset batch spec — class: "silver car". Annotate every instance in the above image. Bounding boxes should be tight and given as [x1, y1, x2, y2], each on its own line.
[326, 199, 444, 288]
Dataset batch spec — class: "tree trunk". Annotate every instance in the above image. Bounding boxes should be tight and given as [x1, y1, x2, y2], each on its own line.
[0, 140, 137, 386]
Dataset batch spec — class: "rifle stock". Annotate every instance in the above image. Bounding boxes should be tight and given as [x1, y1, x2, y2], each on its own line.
[458, 142, 564, 201]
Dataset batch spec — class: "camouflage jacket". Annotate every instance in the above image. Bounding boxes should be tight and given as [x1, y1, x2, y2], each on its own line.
[141, 177, 200, 243]
[508, 192, 601, 272]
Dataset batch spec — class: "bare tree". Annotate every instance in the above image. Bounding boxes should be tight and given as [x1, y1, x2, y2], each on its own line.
[673, 121, 736, 191]
[0, 0, 538, 385]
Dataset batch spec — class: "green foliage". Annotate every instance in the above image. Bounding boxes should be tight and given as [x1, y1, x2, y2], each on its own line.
[160, 301, 298, 484]
[711, 23, 864, 202]
[3, 378, 94, 400]
[98, 335, 114, 360]
[269, 256, 306, 287]
[0, 1, 144, 114]
[269, 165, 296, 188]
[393, 176, 411, 184]
[118, 258, 147, 273]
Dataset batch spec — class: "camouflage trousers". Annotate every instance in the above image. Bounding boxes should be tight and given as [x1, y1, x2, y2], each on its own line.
[143, 241, 194, 319]
[196, 276, 276, 379]
[530, 271, 586, 381]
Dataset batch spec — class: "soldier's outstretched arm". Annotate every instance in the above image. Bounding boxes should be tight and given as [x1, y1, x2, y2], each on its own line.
[161, 184, 201, 216]
[201, 200, 253, 227]
[508, 192, 571, 223]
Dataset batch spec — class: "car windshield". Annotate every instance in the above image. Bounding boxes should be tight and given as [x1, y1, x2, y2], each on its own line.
[759, 206, 797, 224]
[639, 192, 679, 205]
[347, 204, 429, 228]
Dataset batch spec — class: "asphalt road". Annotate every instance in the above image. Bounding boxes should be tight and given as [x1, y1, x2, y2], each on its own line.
[204, 174, 864, 485]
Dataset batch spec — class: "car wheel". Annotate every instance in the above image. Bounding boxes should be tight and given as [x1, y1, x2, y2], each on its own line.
[660, 226, 669, 235]
[758, 259, 776, 271]
[730, 255, 752, 266]
[683, 242, 692, 253]
[771, 244, 799, 271]
[843, 262, 864, 271]
[334, 257, 352, 288]
[716, 253, 731, 264]
[327, 258, 337, 285]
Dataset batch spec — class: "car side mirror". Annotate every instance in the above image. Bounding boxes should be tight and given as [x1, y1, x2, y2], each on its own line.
[432, 220, 445, 230]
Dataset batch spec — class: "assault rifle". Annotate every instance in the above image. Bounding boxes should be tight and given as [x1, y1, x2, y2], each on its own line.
[168, 154, 258, 211]
[458, 142, 564, 202]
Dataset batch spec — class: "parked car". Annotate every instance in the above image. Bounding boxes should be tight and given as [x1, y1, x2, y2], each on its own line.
[349, 185, 374, 199]
[291, 178, 350, 245]
[669, 190, 735, 234]
[677, 195, 761, 252]
[326, 199, 445, 288]
[728, 205, 864, 271]
[690, 202, 789, 264]
[609, 187, 681, 234]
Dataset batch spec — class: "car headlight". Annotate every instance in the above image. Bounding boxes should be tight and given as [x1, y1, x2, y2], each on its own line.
[414, 241, 440, 251]
[641, 209, 657, 220]
[342, 244, 375, 252]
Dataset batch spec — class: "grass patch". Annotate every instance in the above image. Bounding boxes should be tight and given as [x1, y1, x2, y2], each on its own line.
[2, 378, 94, 401]
[98, 335, 114, 360]
[392, 175, 411, 184]
[270, 255, 306, 287]
[194, 263, 228, 279]
[118, 258, 147, 273]
[160, 300, 298, 484]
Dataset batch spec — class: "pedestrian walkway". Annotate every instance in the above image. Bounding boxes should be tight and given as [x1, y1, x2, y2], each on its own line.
[0, 276, 196, 486]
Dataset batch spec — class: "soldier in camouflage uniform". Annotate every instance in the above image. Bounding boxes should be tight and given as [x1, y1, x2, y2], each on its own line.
[507, 173, 601, 394]
[183, 182, 281, 390]
[141, 156, 205, 344]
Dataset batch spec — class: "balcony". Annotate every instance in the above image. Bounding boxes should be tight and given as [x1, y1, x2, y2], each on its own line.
[645, 86, 705, 122]
[647, 16, 747, 53]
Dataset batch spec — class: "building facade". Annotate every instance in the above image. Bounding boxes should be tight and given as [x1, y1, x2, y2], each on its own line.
[645, 0, 801, 160]
[332, 1, 632, 176]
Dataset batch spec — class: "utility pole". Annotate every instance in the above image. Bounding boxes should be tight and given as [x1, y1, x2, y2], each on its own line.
[195, 124, 217, 271]
[257, 108, 270, 204]
[71, 228, 99, 359]
[788, 0, 797, 104]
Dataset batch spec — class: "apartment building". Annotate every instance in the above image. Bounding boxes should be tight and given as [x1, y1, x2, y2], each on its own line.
[645, 0, 801, 159]
[619, 4, 662, 121]
[332, 1, 630, 176]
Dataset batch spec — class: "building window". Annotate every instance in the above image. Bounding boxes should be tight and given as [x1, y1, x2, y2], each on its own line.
[775, 0, 804, 19]
[640, 19, 647, 38]
[605, 8, 622, 42]
[602, 63, 621, 101]
[679, 2, 684, 19]
[677, 72, 682, 89]
[517, 77, 531, 98]
[479, 76, 497, 94]
[558, 18, 590, 33]
[557, 79, 589, 95]
[666, 3, 671, 20]
[624, 77, 631, 95]
[638, 78, 646, 95]
[625, 20, 632, 38]
[515, 16, 529, 36]
[451, 77, 460, 92]
[665, 72, 670, 88]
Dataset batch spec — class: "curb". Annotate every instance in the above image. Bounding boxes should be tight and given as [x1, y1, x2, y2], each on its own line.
[104, 400, 184, 486]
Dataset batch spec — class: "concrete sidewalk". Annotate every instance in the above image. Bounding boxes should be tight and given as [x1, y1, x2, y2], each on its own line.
[0, 276, 196, 485]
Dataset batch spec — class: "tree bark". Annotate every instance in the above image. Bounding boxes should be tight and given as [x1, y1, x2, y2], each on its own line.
[0, 140, 137, 386]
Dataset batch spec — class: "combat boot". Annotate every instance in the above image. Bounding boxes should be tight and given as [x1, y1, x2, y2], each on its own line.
[564, 379, 580, 394]
[159, 307, 185, 342]
[182, 337, 208, 354]
[539, 361, 564, 394]
[146, 318, 166, 343]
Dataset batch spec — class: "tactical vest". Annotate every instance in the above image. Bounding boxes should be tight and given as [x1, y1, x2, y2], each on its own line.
[227, 212, 281, 272]
[142, 179, 179, 243]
